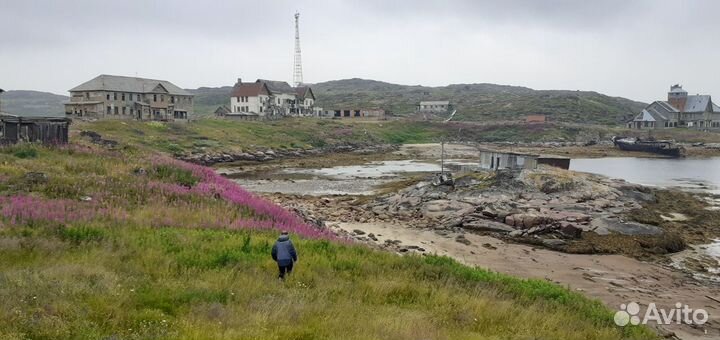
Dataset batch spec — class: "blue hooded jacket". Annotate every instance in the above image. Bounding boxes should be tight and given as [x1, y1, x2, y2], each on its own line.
[271, 234, 297, 266]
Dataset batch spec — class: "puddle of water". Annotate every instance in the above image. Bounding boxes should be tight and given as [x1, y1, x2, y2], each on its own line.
[228, 159, 479, 196]
[232, 178, 391, 196]
[671, 239, 720, 281]
[284, 159, 479, 180]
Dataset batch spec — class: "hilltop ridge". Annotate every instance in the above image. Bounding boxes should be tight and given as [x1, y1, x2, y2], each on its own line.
[1, 79, 646, 125]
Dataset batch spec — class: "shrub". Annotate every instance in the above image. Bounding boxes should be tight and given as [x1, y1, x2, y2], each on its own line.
[151, 164, 199, 187]
[13, 147, 38, 159]
[59, 225, 106, 244]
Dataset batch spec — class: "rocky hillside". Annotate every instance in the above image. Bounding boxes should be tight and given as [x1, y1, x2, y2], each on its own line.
[0, 90, 67, 116]
[312, 78, 646, 125]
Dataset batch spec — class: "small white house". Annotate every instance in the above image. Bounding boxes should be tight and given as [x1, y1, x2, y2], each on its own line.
[417, 101, 451, 113]
[230, 81, 271, 116]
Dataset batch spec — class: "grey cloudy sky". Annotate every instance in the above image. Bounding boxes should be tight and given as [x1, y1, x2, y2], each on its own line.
[1, 0, 719, 102]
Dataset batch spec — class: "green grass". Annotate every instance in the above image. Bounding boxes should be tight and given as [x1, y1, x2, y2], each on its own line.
[0, 142, 659, 339]
[0, 225, 655, 340]
[76, 118, 720, 159]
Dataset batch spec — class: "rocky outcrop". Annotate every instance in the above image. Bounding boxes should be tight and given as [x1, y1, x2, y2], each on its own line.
[178, 143, 398, 166]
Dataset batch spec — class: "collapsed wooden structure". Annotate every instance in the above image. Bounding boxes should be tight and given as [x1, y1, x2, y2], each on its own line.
[0, 114, 71, 145]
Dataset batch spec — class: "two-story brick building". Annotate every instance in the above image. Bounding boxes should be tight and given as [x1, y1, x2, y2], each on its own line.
[65, 75, 193, 121]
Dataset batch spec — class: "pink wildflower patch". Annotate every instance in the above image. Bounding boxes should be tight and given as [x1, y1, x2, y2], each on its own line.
[152, 157, 336, 240]
[0, 195, 126, 225]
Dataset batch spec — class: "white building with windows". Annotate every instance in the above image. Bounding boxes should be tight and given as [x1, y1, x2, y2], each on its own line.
[226, 78, 316, 118]
[417, 100, 452, 114]
[230, 81, 271, 116]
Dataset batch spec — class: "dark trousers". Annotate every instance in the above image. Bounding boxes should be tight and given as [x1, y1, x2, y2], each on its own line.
[278, 261, 293, 279]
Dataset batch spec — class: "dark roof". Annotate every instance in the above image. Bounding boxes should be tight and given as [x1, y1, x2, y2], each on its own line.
[214, 105, 231, 114]
[683, 95, 712, 113]
[256, 79, 295, 95]
[70, 74, 192, 96]
[295, 86, 315, 100]
[232, 82, 270, 97]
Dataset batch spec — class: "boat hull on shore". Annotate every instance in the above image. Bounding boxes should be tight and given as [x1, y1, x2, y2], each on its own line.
[612, 137, 685, 157]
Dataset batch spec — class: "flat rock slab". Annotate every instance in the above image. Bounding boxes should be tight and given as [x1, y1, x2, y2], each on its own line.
[422, 199, 474, 219]
[463, 220, 515, 233]
[589, 217, 663, 236]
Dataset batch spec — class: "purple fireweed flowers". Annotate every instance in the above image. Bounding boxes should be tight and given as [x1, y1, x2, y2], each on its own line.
[0, 195, 126, 225]
[151, 157, 336, 240]
[0, 150, 336, 240]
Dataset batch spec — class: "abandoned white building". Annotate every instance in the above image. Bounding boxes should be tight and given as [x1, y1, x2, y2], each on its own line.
[65, 75, 193, 121]
[226, 79, 315, 118]
[321, 108, 386, 120]
[295, 86, 316, 115]
[479, 150, 570, 171]
[628, 85, 720, 129]
[417, 101, 452, 113]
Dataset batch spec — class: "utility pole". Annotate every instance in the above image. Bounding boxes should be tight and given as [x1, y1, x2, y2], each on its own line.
[0, 89, 5, 114]
[441, 139, 445, 175]
[293, 12, 303, 87]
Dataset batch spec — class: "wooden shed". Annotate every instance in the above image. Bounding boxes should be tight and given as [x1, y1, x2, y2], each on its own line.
[0, 114, 71, 145]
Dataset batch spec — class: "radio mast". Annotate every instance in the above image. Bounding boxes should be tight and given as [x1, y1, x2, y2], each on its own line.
[293, 12, 303, 87]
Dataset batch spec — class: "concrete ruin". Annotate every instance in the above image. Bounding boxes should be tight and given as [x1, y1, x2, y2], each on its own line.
[479, 149, 569, 170]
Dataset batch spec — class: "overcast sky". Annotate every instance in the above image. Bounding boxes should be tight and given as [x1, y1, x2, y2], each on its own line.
[1, 0, 719, 102]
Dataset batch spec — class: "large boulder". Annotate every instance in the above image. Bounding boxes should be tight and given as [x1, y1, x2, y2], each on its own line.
[422, 200, 474, 219]
[505, 213, 548, 229]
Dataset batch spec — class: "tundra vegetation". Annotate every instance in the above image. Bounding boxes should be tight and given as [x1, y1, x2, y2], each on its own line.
[77, 118, 720, 157]
[0, 141, 658, 339]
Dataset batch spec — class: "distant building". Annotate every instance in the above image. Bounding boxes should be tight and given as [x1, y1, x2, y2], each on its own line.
[322, 108, 386, 120]
[0, 113, 71, 145]
[525, 114, 547, 123]
[628, 84, 720, 129]
[295, 86, 316, 116]
[65, 75, 193, 121]
[214, 105, 231, 116]
[417, 101, 452, 114]
[228, 78, 316, 118]
[230, 80, 271, 117]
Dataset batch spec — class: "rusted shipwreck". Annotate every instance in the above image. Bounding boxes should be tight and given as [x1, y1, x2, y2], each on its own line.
[0, 114, 71, 145]
[612, 136, 685, 158]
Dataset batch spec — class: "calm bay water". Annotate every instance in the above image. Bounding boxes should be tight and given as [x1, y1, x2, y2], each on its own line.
[570, 157, 720, 194]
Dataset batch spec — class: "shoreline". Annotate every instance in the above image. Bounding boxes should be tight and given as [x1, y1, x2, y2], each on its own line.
[218, 143, 720, 339]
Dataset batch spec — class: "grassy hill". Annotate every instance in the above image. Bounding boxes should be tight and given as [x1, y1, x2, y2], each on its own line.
[189, 86, 233, 117]
[0, 141, 656, 339]
[0, 90, 67, 116]
[2, 80, 646, 125]
[311, 78, 646, 125]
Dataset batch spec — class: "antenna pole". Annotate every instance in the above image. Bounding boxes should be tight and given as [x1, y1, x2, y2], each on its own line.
[293, 12, 303, 87]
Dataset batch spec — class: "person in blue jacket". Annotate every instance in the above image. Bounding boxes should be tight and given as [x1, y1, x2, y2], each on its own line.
[271, 231, 297, 279]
